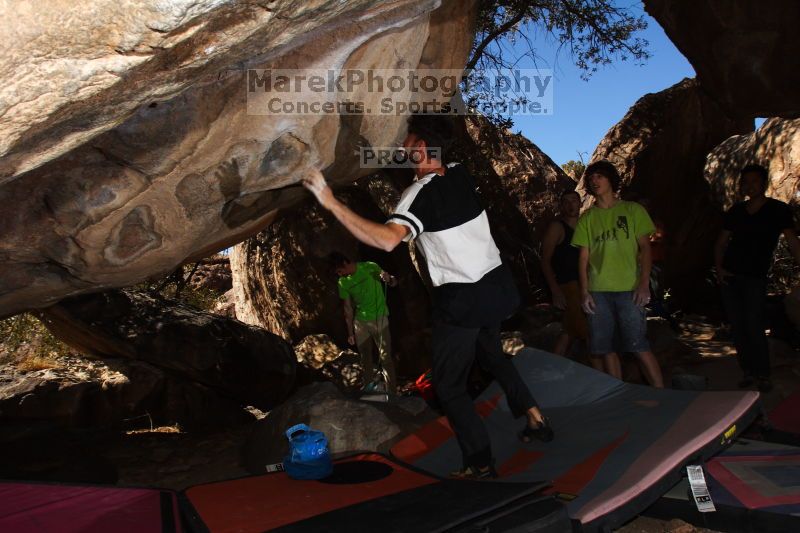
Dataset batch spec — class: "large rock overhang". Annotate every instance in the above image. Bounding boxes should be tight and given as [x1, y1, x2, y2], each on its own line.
[0, 0, 477, 318]
[645, 0, 800, 119]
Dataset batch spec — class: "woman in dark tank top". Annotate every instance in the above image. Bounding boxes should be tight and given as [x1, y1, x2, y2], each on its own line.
[552, 220, 579, 284]
[540, 191, 595, 365]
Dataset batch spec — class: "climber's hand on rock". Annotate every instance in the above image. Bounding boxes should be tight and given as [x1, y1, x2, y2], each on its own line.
[301, 168, 334, 209]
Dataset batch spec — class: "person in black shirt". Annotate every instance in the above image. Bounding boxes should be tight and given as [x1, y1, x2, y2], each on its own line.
[302, 114, 552, 480]
[714, 164, 800, 392]
[540, 191, 597, 367]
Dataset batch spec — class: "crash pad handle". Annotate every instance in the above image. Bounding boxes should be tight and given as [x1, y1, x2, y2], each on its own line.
[286, 423, 310, 440]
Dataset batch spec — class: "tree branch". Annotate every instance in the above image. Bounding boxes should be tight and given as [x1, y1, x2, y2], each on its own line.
[467, 9, 527, 71]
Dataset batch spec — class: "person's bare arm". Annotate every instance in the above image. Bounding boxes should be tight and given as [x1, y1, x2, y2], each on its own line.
[784, 228, 800, 266]
[328, 200, 409, 252]
[343, 298, 355, 345]
[633, 235, 652, 306]
[578, 246, 595, 314]
[541, 222, 566, 309]
[714, 229, 732, 284]
[302, 168, 409, 251]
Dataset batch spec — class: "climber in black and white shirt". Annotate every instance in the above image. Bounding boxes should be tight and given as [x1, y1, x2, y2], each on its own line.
[302, 114, 553, 479]
[388, 160, 501, 287]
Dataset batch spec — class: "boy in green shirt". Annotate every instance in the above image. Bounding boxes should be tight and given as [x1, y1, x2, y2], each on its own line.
[571, 160, 664, 388]
[330, 252, 398, 394]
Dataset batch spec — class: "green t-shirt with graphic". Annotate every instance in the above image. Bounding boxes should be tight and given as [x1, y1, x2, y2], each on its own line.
[571, 200, 655, 292]
[337, 261, 388, 321]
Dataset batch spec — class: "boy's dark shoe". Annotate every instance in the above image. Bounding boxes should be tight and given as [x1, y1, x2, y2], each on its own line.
[449, 464, 497, 480]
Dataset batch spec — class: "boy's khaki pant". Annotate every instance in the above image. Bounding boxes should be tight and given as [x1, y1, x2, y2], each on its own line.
[354, 316, 395, 393]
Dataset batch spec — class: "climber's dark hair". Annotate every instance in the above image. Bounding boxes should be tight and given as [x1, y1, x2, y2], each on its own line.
[406, 113, 454, 159]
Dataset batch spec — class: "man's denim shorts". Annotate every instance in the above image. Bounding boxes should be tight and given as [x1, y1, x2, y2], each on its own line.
[587, 291, 650, 354]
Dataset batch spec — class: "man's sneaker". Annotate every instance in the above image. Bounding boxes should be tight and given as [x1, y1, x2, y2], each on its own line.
[757, 378, 773, 393]
[362, 382, 380, 393]
[519, 416, 554, 443]
[449, 464, 497, 480]
[737, 375, 755, 388]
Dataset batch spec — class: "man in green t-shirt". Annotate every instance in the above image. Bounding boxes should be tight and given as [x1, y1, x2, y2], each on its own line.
[571, 160, 664, 388]
[330, 252, 398, 394]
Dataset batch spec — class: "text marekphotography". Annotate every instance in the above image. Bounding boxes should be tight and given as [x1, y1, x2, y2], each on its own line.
[246, 68, 553, 116]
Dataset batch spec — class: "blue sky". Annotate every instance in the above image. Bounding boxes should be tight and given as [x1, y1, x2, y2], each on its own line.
[502, 3, 696, 166]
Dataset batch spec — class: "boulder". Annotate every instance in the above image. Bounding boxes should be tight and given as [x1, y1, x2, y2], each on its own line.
[0, 0, 478, 319]
[39, 289, 296, 410]
[645, 0, 800, 119]
[0, 355, 253, 434]
[705, 118, 800, 211]
[241, 381, 435, 473]
[590, 78, 752, 309]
